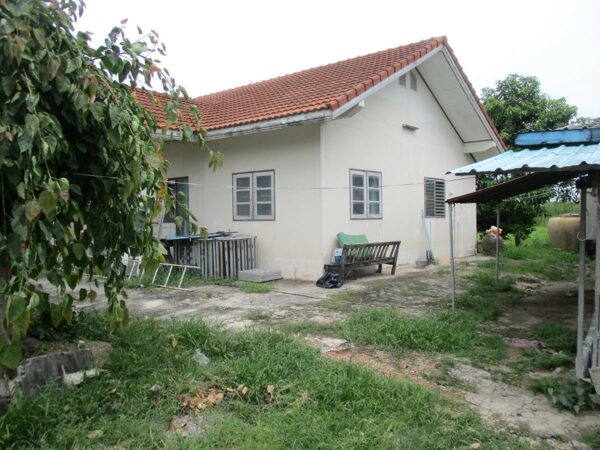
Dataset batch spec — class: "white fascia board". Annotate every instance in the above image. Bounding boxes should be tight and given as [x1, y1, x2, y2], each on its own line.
[151, 129, 194, 142]
[205, 110, 332, 141]
[464, 140, 496, 154]
[330, 46, 443, 120]
[440, 47, 504, 153]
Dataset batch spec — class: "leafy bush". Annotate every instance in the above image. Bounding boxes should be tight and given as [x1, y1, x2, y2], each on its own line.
[531, 375, 600, 414]
[27, 310, 110, 342]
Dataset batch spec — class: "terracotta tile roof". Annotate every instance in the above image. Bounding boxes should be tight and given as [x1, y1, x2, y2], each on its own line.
[132, 89, 200, 131]
[194, 37, 448, 131]
[135, 36, 504, 148]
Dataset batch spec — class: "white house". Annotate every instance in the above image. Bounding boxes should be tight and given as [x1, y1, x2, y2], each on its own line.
[136, 36, 505, 280]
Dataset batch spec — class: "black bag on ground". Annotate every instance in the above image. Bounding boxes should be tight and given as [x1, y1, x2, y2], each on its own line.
[316, 272, 343, 289]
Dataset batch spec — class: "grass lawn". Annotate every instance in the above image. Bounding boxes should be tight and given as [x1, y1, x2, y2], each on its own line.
[0, 318, 531, 449]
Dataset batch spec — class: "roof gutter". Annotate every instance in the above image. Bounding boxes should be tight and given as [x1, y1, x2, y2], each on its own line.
[205, 110, 332, 141]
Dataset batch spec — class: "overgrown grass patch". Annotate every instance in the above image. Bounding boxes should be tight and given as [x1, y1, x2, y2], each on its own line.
[481, 225, 581, 281]
[278, 321, 338, 336]
[534, 322, 577, 355]
[336, 309, 505, 363]
[457, 272, 522, 321]
[238, 281, 273, 294]
[0, 319, 529, 449]
[322, 289, 357, 310]
[505, 349, 573, 385]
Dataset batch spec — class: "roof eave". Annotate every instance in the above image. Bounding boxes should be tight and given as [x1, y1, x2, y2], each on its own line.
[204, 109, 332, 141]
[329, 45, 445, 120]
[202, 44, 447, 141]
[439, 46, 505, 153]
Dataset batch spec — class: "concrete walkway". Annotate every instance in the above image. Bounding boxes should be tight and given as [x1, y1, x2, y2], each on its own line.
[73, 263, 456, 330]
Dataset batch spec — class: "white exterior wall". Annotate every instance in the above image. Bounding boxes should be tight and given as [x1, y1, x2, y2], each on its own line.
[319, 71, 477, 268]
[164, 125, 323, 280]
[164, 72, 481, 280]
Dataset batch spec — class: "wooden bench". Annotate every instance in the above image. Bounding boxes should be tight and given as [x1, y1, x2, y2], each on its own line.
[324, 241, 401, 280]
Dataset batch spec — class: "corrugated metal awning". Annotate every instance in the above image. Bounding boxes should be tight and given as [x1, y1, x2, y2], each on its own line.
[446, 171, 579, 204]
[448, 144, 600, 175]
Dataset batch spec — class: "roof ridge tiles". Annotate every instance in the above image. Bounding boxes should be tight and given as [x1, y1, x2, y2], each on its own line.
[192, 37, 445, 102]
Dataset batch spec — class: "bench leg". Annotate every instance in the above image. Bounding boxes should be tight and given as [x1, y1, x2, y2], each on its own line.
[391, 263, 396, 275]
[377, 264, 382, 274]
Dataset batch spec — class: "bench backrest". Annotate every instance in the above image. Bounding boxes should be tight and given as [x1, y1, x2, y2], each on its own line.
[341, 241, 401, 264]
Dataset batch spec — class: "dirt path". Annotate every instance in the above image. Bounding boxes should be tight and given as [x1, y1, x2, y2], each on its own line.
[300, 337, 600, 445]
[451, 362, 600, 441]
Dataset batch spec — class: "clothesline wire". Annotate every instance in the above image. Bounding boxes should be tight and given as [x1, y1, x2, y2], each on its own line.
[74, 172, 477, 190]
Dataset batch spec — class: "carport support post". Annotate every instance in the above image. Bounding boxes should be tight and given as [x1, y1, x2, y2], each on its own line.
[576, 187, 587, 378]
[495, 203, 500, 283]
[448, 203, 456, 310]
[595, 187, 600, 368]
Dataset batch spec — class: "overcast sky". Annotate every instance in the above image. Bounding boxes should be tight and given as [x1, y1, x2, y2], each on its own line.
[77, 0, 600, 117]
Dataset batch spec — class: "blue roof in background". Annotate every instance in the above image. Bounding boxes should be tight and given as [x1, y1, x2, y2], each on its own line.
[448, 143, 600, 175]
[515, 128, 600, 147]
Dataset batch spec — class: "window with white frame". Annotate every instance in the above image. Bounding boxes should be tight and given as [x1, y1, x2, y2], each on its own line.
[233, 170, 275, 220]
[350, 170, 382, 219]
[424, 178, 445, 218]
[163, 177, 189, 236]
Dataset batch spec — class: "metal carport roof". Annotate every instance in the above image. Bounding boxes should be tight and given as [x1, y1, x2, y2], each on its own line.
[446, 171, 580, 204]
[447, 143, 600, 175]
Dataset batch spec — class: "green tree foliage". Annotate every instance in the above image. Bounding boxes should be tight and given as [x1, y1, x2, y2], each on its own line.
[0, 0, 219, 369]
[476, 176, 552, 246]
[481, 74, 577, 146]
[478, 74, 577, 244]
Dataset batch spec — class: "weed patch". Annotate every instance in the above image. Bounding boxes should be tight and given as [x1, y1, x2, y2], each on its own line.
[337, 309, 505, 363]
[534, 322, 577, 355]
[244, 311, 271, 321]
[482, 225, 581, 280]
[531, 374, 600, 414]
[238, 281, 272, 294]
[521, 349, 572, 371]
[322, 289, 357, 310]
[278, 321, 338, 336]
[457, 272, 521, 321]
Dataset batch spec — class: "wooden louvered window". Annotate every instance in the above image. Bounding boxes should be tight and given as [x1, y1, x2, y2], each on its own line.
[424, 178, 445, 218]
